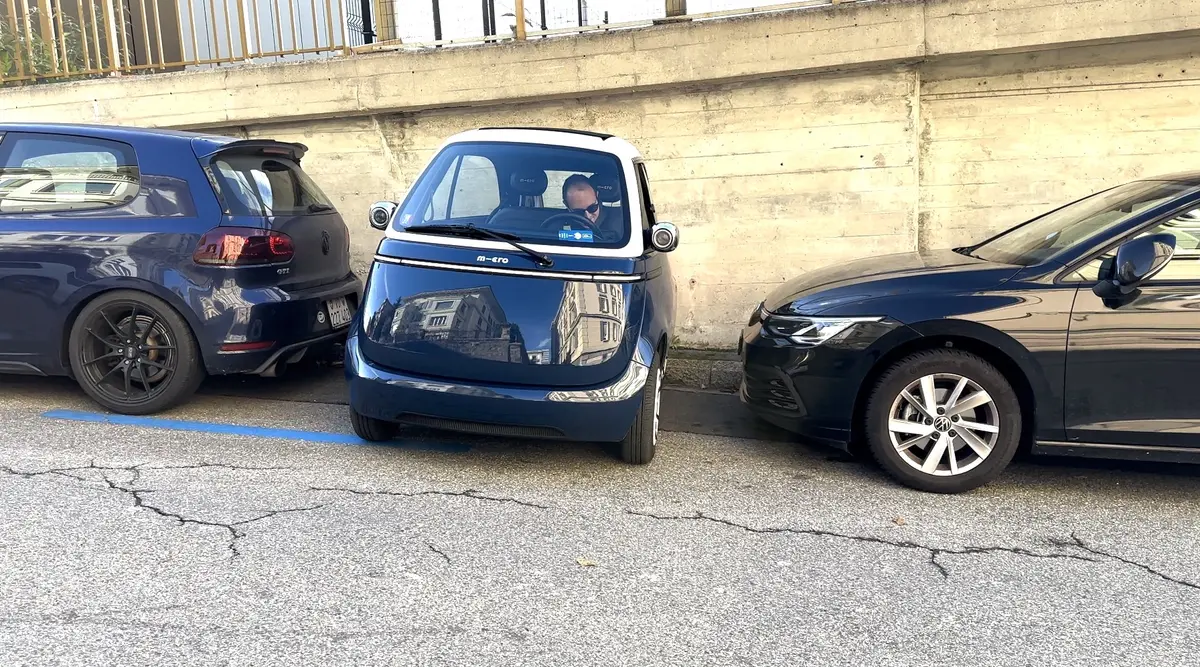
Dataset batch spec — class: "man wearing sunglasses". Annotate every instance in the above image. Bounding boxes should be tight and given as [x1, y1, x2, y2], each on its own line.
[562, 174, 610, 235]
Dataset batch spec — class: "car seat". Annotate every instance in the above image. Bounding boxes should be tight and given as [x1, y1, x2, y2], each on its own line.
[486, 169, 553, 231]
[588, 173, 625, 237]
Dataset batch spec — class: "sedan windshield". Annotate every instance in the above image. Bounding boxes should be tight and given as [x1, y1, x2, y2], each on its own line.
[393, 141, 631, 249]
[969, 180, 1199, 266]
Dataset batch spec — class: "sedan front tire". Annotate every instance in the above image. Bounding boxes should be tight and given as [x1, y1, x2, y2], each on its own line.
[864, 349, 1022, 493]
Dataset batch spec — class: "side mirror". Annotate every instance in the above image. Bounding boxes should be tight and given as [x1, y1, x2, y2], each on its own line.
[369, 201, 397, 230]
[649, 221, 680, 253]
[1093, 232, 1175, 299]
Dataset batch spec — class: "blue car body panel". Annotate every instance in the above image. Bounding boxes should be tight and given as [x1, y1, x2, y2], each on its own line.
[347, 240, 675, 442]
[0, 123, 361, 378]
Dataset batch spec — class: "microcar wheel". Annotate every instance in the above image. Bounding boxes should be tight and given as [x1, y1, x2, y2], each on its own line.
[620, 357, 663, 465]
[864, 350, 1021, 494]
[68, 290, 204, 415]
[350, 406, 397, 442]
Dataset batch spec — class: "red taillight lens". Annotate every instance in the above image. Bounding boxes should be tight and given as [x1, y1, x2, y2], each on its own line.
[193, 227, 295, 266]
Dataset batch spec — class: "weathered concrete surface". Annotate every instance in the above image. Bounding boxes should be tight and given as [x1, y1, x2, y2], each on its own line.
[6, 1, 1200, 347]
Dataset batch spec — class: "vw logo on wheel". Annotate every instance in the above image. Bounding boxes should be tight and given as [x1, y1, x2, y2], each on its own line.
[933, 416, 952, 432]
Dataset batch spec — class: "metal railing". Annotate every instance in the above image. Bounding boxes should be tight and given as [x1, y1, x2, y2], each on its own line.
[2, 0, 348, 85]
[357, 0, 868, 52]
[1, 0, 868, 86]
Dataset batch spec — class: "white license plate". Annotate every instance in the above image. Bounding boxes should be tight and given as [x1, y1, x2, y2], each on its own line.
[325, 297, 353, 329]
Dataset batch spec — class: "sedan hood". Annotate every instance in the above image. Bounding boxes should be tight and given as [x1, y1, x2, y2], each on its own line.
[762, 249, 1019, 316]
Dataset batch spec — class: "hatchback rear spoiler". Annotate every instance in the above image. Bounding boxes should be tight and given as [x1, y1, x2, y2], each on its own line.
[191, 138, 309, 162]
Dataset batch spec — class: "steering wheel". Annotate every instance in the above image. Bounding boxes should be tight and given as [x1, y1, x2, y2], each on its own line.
[540, 212, 594, 230]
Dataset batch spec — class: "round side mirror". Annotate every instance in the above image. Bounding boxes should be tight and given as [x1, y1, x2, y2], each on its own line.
[369, 201, 397, 230]
[649, 221, 679, 253]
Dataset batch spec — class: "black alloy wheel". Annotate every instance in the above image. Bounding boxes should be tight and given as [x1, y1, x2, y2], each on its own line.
[69, 291, 204, 415]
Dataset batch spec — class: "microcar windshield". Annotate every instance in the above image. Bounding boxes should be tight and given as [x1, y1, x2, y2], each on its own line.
[393, 141, 632, 249]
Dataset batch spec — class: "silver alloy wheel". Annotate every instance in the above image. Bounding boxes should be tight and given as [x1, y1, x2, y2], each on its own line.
[886, 373, 999, 477]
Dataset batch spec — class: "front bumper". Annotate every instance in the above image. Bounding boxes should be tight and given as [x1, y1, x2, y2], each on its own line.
[738, 317, 909, 449]
[345, 333, 653, 443]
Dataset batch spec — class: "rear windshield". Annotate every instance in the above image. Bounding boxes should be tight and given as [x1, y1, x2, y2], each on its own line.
[208, 153, 333, 216]
[394, 141, 632, 249]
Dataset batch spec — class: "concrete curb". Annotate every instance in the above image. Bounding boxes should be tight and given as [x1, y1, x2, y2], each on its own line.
[664, 348, 741, 393]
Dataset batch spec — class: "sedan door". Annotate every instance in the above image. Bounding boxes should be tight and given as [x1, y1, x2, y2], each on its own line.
[1064, 204, 1200, 449]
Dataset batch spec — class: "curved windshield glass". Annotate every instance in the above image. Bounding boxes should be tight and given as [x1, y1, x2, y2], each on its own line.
[969, 180, 1199, 266]
[393, 141, 631, 249]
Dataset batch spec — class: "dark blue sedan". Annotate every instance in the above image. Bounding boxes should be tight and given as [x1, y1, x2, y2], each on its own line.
[0, 123, 361, 414]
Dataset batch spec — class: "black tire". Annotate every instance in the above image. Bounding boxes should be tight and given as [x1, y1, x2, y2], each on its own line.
[350, 406, 397, 442]
[619, 356, 663, 465]
[863, 349, 1022, 494]
[68, 290, 204, 415]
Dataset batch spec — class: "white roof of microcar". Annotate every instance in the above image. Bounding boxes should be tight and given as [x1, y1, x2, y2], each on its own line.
[438, 127, 643, 162]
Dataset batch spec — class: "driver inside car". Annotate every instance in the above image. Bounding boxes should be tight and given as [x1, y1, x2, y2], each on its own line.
[562, 174, 619, 241]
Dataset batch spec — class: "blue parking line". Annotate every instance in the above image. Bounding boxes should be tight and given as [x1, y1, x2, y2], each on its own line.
[41, 409, 471, 453]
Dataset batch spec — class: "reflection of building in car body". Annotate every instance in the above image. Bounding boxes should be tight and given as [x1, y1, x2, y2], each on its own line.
[375, 286, 529, 363]
[552, 281, 626, 366]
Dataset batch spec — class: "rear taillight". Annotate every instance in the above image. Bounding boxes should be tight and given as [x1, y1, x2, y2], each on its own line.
[193, 227, 294, 266]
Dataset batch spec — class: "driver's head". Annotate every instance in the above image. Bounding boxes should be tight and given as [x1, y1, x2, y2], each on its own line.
[563, 174, 601, 226]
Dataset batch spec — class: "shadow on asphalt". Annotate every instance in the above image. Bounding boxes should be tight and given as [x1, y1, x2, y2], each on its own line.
[5, 367, 1200, 482]
[198, 362, 796, 443]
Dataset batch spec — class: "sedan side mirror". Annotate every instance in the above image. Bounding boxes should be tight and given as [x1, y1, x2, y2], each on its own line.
[369, 201, 397, 230]
[649, 221, 680, 253]
[1093, 232, 1176, 299]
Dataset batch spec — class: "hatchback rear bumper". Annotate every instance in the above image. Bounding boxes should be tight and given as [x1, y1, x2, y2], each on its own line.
[344, 332, 650, 443]
[199, 274, 363, 375]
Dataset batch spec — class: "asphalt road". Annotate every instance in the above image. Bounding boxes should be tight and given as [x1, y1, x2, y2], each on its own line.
[2, 371, 1199, 666]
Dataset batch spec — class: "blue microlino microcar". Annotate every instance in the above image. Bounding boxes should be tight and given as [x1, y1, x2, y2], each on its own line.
[345, 127, 680, 463]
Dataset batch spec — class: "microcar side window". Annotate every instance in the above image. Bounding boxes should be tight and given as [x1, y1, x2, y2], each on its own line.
[396, 141, 631, 249]
[635, 161, 657, 231]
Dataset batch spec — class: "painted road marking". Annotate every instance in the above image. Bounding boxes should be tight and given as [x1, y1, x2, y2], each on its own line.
[42, 409, 471, 453]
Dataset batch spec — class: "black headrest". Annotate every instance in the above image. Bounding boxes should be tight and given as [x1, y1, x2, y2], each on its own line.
[589, 174, 622, 204]
[510, 170, 548, 196]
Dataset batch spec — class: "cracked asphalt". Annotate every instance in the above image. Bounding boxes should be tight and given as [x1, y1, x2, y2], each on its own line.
[2, 374, 1200, 666]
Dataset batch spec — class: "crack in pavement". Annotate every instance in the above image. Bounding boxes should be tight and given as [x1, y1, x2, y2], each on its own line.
[2, 460, 318, 560]
[102, 475, 325, 560]
[1, 461, 290, 483]
[426, 541, 451, 564]
[1050, 532, 1200, 591]
[626, 510, 1102, 581]
[309, 486, 550, 509]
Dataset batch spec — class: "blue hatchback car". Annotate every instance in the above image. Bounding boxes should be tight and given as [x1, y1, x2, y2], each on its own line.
[346, 128, 680, 463]
[0, 123, 361, 414]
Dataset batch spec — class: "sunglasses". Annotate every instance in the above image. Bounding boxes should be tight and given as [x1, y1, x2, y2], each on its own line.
[570, 203, 601, 215]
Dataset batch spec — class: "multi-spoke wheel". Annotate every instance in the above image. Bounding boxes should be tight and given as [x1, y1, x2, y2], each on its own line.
[864, 349, 1022, 493]
[68, 291, 204, 415]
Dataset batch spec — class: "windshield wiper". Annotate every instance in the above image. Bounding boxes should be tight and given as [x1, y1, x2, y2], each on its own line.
[404, 223, 553, 267]
[307, 203, 335, 213]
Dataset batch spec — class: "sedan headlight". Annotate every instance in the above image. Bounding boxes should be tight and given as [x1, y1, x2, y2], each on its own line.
[760, 307, 882, 347]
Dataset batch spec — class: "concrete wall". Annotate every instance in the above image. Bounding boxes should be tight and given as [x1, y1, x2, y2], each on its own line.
[7, 0, 1200, 348]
